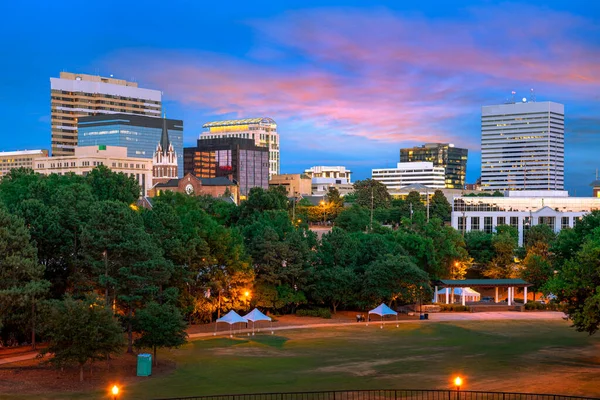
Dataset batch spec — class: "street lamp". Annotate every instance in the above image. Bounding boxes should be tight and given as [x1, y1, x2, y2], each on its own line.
[454, 376, 463, 391]
[320, 200, 327, 224]
[111, 385, 119, 400]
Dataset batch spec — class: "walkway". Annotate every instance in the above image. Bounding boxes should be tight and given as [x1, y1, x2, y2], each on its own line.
[189, 311, 565, 339]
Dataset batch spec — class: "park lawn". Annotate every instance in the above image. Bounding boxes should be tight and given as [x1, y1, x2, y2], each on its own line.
[5, 320, 600, 400]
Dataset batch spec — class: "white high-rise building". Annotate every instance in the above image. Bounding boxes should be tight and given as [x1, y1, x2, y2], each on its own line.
[481, 101, 564, 191]
[372, 162, 445, 193]
[200, 118, 279, 178]
[50, 72, 162, 156]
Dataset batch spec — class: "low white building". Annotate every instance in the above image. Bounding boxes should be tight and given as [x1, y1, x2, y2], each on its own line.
[451, 190, 600, 245]
[372, 162, 445, 193]
[34, 145, 153, 196]
[304, 166, 353, 196]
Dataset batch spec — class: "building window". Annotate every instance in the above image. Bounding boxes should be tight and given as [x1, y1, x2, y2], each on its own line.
[510, 217, 519, 229]
[561, 216, 570, 229]
[523, 217, 531, 232]
[484, 217, 493, 233]
[458, 216, 466, 233]
[470, 217, 480, 231]
[497, 217, 506, 226]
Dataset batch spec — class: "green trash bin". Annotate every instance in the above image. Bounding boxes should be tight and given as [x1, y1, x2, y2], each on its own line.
[137, 353, 152, 376]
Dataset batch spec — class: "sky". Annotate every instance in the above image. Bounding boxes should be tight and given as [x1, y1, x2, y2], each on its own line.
[1, 0, 599, 195]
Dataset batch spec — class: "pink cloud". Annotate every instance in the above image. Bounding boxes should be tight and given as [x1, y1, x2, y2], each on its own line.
[102, 5, 599, 153]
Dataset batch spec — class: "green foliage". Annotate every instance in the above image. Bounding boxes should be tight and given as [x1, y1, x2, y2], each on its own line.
[133, 302, 188, 365]
[363, 254, 431, 306]
[41, 295, 124, 381]
[0, 206, 49, 347]
[335, 204, 370, 232]
[296, 308, 332, 318]
[353, 179, 391, 209]
[86, 165, 140, 204]
[435, 304, 470, 312]
[430, 190, 452, 222]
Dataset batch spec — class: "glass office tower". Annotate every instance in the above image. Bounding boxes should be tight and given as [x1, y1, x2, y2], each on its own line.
[400, 143, 468, 189]
[78, 114, 184, 177]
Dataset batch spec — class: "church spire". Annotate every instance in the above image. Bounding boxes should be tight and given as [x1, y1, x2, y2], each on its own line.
[160, 113, 170, 153]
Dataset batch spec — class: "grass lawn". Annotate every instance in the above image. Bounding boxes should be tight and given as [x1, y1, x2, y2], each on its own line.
[5, 320, 600, 400]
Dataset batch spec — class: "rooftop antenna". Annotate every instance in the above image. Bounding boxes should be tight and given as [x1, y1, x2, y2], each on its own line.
[530, 88, 536, 102]
[511, 91, 516, 104]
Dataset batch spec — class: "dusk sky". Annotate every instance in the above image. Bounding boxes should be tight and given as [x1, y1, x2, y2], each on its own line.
[2, 1, 599, 195]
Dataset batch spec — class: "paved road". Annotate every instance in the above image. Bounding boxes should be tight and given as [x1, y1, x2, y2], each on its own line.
[0, 352, 40, 366]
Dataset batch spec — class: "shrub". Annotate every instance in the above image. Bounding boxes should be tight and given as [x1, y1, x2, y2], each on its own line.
[435, 304, 470, 312]
[524, 302, 566, 311]
[296, 308, 332, 319]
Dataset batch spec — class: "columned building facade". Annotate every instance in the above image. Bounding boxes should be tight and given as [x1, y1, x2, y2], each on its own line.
[481, 101, 564, 191]
[451, 191, 600, 245]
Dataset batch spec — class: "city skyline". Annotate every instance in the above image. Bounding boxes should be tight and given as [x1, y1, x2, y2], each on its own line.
[1, 1, 599, 195]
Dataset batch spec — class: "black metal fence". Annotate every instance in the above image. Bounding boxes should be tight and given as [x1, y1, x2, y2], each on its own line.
[153, 390, 600, 400]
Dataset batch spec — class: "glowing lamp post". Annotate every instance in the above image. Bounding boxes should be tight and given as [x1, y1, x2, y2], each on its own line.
[454, 376, 463, 391]
[111, 385, 119, 400]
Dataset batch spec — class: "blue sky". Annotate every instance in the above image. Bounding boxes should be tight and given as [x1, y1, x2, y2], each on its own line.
[1, 0, 599, 195]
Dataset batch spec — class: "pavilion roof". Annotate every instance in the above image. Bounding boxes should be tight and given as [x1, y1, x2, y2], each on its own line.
[435, 279, 532, 287]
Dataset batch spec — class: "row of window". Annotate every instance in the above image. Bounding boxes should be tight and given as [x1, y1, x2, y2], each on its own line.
[457, 215, 576, 233]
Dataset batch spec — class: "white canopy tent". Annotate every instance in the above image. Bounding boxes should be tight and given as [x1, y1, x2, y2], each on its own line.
[367, 303, 398, 328]
[215, 310, 248, 337]
[243, 308, 273, 335]
[434, 287, 480, 303]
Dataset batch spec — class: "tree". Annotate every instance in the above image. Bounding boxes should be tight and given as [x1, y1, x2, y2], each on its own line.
[0, 207, 50, 349]
[353, 179, 391, 209]
[133, 302, 188, 365]
[484, 230, 519, 279]
[324, 187, 344, 220]
[86, 165, 140, 204]
[42, 296, 124, 381]
[521, 253, 552, 301]
[404, 191, 426, 217]
[313, 229, 361, 313]
[362, 254, 431, 306]
[430, 190, 452, 222]
[545, 211, 600, 335]
[80, 201, 173, 352]
[524, 224, 556, 252]
[335, 204, 370, 232]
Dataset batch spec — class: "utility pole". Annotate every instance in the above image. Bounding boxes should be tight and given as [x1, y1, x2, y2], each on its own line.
[103, 250, 109, 307]
[426, 189, 430, 222]
[370, 184, 374, 232]
[292, 194, 296, 224]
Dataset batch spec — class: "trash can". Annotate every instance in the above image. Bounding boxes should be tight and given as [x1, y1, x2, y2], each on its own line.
[137, 353, 152, 376]
[419, 314, 425, 320]
[424, 313, 429, 320]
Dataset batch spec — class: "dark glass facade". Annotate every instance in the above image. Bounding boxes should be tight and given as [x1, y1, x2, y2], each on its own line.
[78, 114, 184, 177]
[400, 143, 468, 189]
[184, 138, 269, 196]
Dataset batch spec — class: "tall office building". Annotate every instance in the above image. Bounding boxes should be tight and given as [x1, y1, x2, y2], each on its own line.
[78, 114, 183, 176]
[0, 149, 48, 178]
[184, 138, 269, 197]
[481, 101, 564, 191]
[400, 143, 468, 189]
[200, 118, 279, 177]
[50, 72, 162, 156]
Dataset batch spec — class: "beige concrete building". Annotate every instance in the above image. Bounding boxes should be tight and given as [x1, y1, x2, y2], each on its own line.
[0, 150, 48, 178]
[200, 118, 279, 177]
[269, 174, 312, 196]
[34, 145, 153, 196]
[50, 72, 162, 156]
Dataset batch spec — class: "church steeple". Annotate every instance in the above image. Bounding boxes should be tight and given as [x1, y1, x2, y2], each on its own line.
[159, 113, 170, 154]
[152, 113, 178, 186]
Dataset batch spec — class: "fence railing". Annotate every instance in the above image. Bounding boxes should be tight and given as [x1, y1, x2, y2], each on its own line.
[153, 389, 600, 400]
